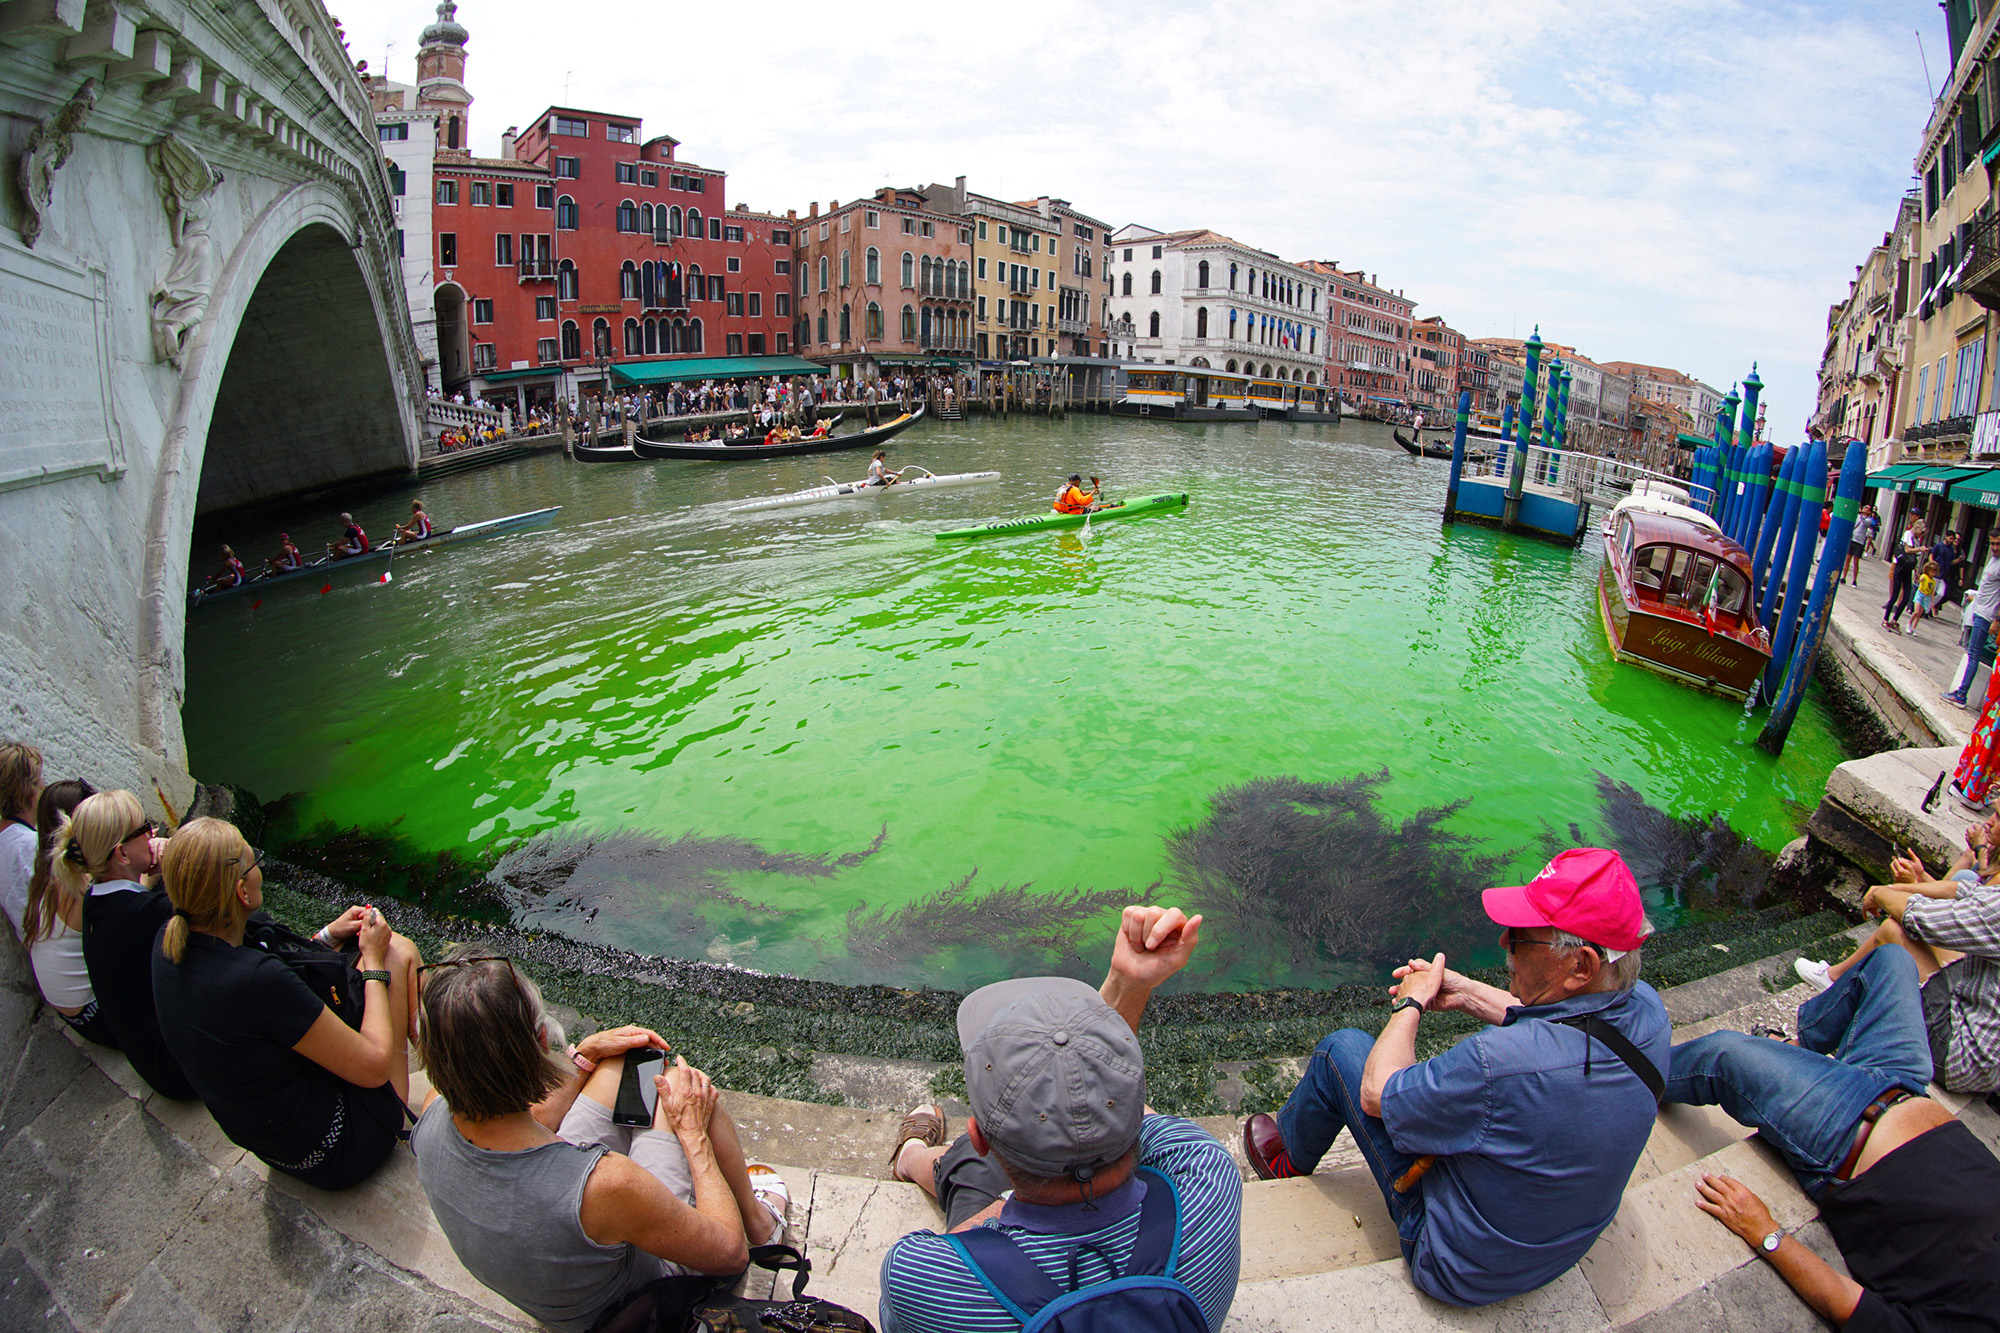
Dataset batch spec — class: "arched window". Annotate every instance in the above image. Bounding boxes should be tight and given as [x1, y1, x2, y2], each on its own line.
[1228, 309, 1237, 337]
[1226, 359, 1237, 372]
[556, 195, 577, 229]
[902, 251, 914, 288]
[667, 320, 683, 353]
[616, 199, 638, 232]
[686, 208, 702, 236]
[866, 247, 880, 285]
[1197, 260, 1210, 289]
[557, 259, 578, 301]
[920, 306, 932, 344]
[1306, 370, 1316, 384]
[644, 319, 658, 354]
[1150, 270, 1161, 295]
[687, 265, 702, 301]
[1121, 273, 1131, 296]
[839, 304, 850, 342]
[1262, 362, 1273, 377]
[623, 318, 641, 355]
[817, 308, 828, 344]
[671, 206, 683, 237]
[687, 318, 703, 352]
[840, 250, 851, 287]
[901, 304, 915, 340]
[1196, 307, 1208, 338]
[446, 114, 460, 150]
[1148, 311, 1160, 338]
[818, 256, 828, 293]
[641, 203, 654, 234]
[561, 320, 580, 360]
[592, 317, 611, 357]
[866, 302, 883, 340]
[620, 262, 639, 300]
[1229, 263, 1238, 290]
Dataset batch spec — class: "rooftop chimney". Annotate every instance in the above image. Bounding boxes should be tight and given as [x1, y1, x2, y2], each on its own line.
[809, 201, 818, 217]
[955, 175, 966, 194]
[501, 125, 517, 159]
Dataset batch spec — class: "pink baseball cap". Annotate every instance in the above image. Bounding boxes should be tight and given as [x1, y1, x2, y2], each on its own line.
[1482, 848, 1648, 954]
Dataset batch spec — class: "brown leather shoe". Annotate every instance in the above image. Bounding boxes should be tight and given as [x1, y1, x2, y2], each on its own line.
[1243, 1113, 1299, 1180]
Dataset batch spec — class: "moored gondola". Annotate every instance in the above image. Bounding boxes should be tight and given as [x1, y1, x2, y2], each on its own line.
[631, 405, 924, 461]
[569, 413, 844, 462]
[1394, 429, 1492, 464]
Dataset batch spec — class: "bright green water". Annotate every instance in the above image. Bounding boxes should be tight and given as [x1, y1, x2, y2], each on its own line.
[183, 417, 1849, 987]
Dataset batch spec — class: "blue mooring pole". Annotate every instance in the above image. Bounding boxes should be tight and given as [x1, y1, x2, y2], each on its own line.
[1501, 401, 1516, 441]
[1750, 443, 1797, 607]
[1690, 446, 1713, 513]
[1541, 357, 1564, 485]
[1757, 444, 1805, 632]
[1762, 437, 1829, 701]
[1759, 440, 1865, 753]
[1444, 390, 1471, 525]
[1739, 442, 1771, 550]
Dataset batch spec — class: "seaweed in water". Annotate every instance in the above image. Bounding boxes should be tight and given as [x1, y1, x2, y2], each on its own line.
[1164, 770, 1510, 985]
[842, 868, 1138, 981]
[1580, 773, 1777, 913]
[491, 824, 888, 903]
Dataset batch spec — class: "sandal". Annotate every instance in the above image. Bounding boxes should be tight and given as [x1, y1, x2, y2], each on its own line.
[888, 1103, 947, 1181]
[746, 1162, 791, 1223]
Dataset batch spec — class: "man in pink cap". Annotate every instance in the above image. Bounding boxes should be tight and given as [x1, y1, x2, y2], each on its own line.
[1241, 847, 1671, 1307]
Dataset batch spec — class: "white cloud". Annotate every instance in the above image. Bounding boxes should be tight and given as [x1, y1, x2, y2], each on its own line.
[339, 0, 1937, 429]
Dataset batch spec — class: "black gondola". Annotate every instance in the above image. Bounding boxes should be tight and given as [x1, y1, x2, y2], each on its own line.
[570, 413, 846, 462]
[1394, 429, 1491, 463]
[630, 405, 924, 461]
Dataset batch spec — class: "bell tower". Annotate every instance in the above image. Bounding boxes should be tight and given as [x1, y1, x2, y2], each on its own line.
[415, 0, 472, 155]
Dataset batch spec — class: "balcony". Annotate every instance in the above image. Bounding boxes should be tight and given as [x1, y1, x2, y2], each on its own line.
[1961, 213, 2000, 310]
[1058, 316, 1088, 334]
[1855, 346, 1885, 382]
[518, 258, 556, 282]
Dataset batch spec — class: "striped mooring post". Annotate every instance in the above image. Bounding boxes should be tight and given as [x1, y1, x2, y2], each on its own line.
[1760, 438, 1865, 753]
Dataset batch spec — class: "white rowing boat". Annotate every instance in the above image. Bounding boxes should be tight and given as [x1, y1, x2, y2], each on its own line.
[727, 467, 1000, 513]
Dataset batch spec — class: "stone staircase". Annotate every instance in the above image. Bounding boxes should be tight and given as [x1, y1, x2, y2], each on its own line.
[10, 930, 1996, 1332]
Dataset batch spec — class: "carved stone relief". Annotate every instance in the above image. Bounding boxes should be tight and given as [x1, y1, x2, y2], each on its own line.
[147, 135, 225, 369]
[14, 78, 99, 249]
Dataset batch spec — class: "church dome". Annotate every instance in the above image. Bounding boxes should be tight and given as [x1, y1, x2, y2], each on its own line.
[420, 0, 468, 47]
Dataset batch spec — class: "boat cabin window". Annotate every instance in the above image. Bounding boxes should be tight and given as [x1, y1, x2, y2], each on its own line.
[1617, 516, 1636, 564]
[1634, 543, 1748, 622]
[1127, 371, 1176, 393]
[1631, 542, 1677, 594]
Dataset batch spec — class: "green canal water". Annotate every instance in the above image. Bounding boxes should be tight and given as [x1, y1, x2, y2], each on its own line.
[182, 416, 1852, 990]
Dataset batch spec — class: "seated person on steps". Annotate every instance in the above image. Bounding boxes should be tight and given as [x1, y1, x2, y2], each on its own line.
[1242, 848, 1671, 1307]
[881, 905, 1242, 1333]
[1670, 946, 2000, 1327]
[1796, 822, 2000, 1097]
[410, 949, 784, 1333]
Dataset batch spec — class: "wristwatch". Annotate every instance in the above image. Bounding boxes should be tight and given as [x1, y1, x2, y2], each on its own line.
[1758, 1228, 1784, 1256]
[569, 1046, 597, 1075]
[1390, 997, 1425, 1019]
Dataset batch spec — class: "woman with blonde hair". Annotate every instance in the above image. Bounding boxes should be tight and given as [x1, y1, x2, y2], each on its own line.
[22, 779, 116, 1045]
[0, 740, 43, 940]
[152, 817, 423, 1188]
[54, 788, 193, 1097]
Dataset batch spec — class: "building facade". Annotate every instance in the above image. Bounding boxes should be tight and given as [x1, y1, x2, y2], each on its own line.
[791, 187, 974, 379]
[1598, 361, 1724, 432]
[920, 180, 1070, 362]
[365, 6, 451, 387]
[1108, 226, 1328, 383]
[1813, 195, 1919, 469]
[1321, 267, 1414, 409]
[1408, 316, 1462, 413]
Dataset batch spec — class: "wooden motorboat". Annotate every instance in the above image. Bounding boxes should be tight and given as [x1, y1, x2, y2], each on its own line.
[1597, 494, 1771, 700]
[632, 405, 924, 461]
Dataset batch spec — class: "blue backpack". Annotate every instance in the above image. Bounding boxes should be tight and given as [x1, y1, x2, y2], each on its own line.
[942, 1167, 1210, 1333]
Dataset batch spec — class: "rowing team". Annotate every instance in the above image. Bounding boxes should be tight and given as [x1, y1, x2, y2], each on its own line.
[201, 502, 437, 592]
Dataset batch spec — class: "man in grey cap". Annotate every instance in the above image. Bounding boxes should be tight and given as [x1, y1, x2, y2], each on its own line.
[879, 906, 1242, 1333]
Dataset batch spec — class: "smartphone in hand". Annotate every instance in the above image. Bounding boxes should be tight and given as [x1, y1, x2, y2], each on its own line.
[612, 1049, 667, 1127]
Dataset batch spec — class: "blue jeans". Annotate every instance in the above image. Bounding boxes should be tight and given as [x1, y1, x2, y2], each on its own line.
[1277, 1029, 1427, 1256]
[1950, 614, 1991, 700]
[1665, 949, 1932, 1198]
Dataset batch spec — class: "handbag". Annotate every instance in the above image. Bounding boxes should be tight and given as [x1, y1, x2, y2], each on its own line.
[590, 1244, 874, 1333]
[243, 918, 367, 1032]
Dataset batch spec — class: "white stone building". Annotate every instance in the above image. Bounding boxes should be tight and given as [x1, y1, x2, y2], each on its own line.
[1106, 225, 1328, 386]
[368, 81, 439, 386]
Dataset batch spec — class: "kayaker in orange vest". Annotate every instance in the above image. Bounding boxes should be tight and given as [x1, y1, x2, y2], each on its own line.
[1053, 475, 1100, 514]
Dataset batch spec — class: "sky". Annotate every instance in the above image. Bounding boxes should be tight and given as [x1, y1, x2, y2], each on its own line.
[337, 0, 1947, 433]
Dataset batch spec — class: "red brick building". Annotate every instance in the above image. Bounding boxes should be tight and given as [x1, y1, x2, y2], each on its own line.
[789, 186, 975, 381]
[429, 105, 798, 412]
[1319, 265, 1415, 410]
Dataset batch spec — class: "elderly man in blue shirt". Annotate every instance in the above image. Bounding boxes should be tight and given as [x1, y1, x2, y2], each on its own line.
[1242, 848, 1672, 1307]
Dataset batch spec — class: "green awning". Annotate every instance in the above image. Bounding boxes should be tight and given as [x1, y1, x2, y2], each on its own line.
[1673, 433, 1713, 450]
[609, 355, 831, 386]
[476, 366, 562, 384]
[1866, 463, 1936, 493]
[1946, 471, 2000, 509]
[1910, 465, 1991, 496]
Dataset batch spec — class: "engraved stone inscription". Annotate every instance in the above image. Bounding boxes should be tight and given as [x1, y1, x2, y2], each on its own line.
[0, 242, 120, 490]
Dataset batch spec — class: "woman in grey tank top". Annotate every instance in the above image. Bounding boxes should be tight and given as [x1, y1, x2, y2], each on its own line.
[411, 952, 783, 1332]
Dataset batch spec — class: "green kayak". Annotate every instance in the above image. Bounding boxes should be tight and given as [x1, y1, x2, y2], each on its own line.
[934, 492, 1190, 540]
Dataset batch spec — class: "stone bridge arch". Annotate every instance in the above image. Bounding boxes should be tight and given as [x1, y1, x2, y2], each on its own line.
[0, 0, 424, 808]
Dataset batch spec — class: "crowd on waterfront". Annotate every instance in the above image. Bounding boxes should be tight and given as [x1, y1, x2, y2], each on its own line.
[2, 732, 1996, 1328]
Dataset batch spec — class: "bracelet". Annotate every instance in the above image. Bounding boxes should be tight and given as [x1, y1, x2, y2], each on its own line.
[314, 927, 334, 947]
[570, 1047, 598, 1074]
[358, 970, 392, 985]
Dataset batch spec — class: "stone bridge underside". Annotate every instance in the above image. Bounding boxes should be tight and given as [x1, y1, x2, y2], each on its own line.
[0, 0, 423, 806]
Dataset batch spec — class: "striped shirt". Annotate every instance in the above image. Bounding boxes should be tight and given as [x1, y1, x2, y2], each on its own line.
[878, 1115, 1242, 1333]
[1906, 882, 2000, 1093]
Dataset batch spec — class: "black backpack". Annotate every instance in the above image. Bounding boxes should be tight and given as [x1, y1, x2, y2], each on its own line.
[243, 918, 367, 1031]
[590, 1243, 874, 1333]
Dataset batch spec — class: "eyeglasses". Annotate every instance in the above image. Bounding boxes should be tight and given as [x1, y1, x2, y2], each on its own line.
[121, 820, 157, 844]
[229, 845, 264, 878]
[1500, 927, 1558, 954]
